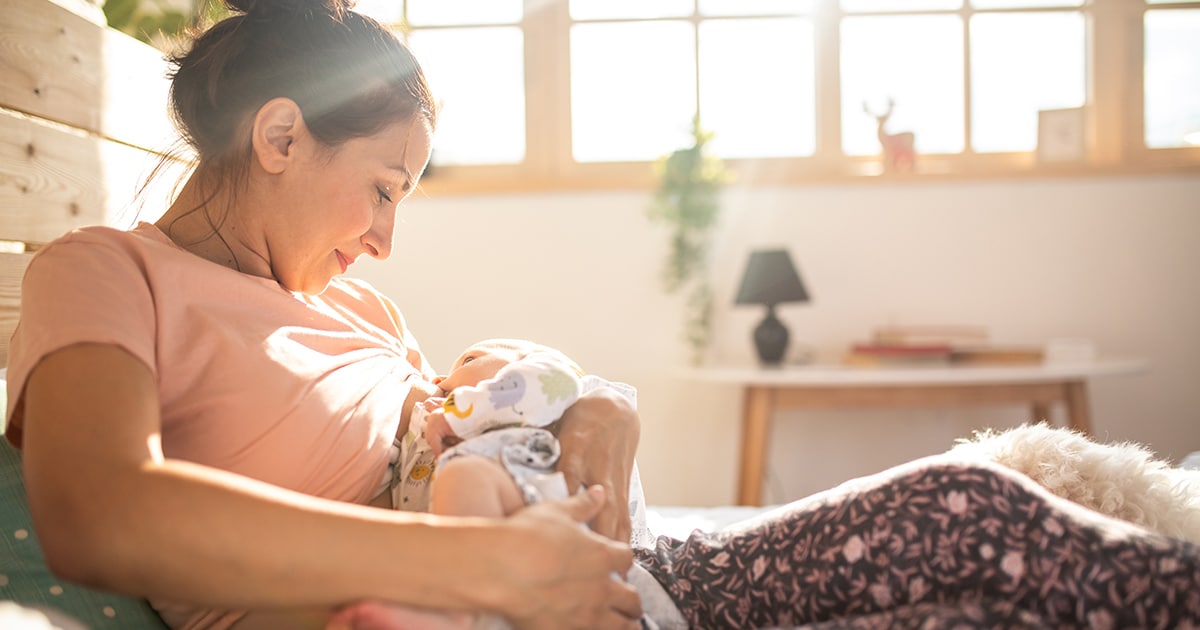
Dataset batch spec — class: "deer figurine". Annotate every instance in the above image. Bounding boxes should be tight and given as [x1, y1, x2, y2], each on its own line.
[864, 99, 915, 173]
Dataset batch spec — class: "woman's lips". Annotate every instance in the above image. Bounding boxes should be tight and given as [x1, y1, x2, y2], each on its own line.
[336, 250, 351, 273]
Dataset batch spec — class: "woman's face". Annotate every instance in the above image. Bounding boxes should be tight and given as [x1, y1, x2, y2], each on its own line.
[269, 116, 432, 294]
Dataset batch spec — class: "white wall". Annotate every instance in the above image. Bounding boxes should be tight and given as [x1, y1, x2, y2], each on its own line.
[352, 174, 1200, 507]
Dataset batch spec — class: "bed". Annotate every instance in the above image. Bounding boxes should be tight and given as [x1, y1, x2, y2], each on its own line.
[6, 3, 1199, 629]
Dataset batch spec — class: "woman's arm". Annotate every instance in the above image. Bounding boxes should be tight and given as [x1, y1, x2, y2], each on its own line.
[20, 344, 641, 628]
[554, 388, 641, 542]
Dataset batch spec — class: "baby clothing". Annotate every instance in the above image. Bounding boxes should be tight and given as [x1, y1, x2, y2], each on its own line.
[391, 352, 584, 512]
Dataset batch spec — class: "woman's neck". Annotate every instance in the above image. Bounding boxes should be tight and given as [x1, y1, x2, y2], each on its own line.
[156, 173, 273, 280]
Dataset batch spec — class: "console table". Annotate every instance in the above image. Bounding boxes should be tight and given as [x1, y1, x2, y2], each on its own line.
[686, 359, 1149, 506]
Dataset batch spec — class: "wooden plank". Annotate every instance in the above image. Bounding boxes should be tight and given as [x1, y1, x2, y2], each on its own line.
[0, 0, 177, 153]
[0, 108, 178, 244]
[0, 251, 36, 367]
[46, 0, 106, 26]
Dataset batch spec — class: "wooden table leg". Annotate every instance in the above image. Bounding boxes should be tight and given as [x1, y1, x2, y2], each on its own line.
[737, 386, 772, 506]
[1064, 380, 1092, 435]
[1030, 402, 1052, 424]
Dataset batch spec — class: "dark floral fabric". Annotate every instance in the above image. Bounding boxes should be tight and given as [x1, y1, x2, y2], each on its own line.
[635, 456, 1200, 630]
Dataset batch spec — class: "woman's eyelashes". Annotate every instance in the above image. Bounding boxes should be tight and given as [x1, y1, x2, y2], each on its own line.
[376, 186, 393, 204]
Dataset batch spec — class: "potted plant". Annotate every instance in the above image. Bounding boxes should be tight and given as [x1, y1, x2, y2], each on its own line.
[647, 117, 730, 365]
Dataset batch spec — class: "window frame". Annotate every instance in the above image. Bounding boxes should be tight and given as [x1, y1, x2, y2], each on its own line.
[408, 0, 1200, 196]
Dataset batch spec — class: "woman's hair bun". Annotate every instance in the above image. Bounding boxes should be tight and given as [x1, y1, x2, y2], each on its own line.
[225, 0, 355, 19]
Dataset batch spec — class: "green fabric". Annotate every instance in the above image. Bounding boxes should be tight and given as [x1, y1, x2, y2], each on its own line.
[0, 386, 168, 628]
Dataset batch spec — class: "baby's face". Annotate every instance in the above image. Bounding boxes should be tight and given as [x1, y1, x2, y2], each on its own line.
[436, 342, 524, 394]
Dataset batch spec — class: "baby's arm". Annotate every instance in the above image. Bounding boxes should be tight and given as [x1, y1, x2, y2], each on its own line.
[422, 409, 463, 457]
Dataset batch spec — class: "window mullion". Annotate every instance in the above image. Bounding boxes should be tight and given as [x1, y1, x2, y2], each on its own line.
[814, 0, 843, 163]
[1086, 0, 1127, 164]
[525, 0, 571, 181]
[961, 3, 974, 157]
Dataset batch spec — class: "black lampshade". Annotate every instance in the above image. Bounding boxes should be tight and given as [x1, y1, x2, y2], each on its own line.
[735, 249, 811, 366]
[735, 249, 810, 307]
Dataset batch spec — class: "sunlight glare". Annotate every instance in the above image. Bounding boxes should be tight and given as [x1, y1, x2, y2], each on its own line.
[571, 22, 696, 162]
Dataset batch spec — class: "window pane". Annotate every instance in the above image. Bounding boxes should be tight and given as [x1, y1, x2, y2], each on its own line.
[970, 12, 1085, 152]
[408, 28, 526, 165]
[569, 0, 693, 20]
[971, 0, 1082, 8]
[353, 0, 403, 25]
[700, 18, 815, 157]
[699, 0, 813, 16]
[841, 15, 964, 155]
[841, 0, 961, 12]
[406, 0, 521, 26]
[571, 22, 697, 162]
[1145, 10, 1200, 148]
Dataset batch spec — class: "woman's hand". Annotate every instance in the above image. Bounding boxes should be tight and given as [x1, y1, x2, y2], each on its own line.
[554, 389, 640, 542]
[498, 487, 643, 630]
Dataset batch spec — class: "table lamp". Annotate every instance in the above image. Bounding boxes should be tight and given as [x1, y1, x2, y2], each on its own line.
[735, 249, 811, 366]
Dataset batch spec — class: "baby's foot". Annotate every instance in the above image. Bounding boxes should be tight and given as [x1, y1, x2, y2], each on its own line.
[325, 600, 475, 630]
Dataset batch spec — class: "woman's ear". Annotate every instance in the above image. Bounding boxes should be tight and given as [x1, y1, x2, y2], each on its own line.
[251, 98, 305, 175]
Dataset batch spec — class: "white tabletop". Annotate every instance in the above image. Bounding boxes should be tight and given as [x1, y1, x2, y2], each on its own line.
[684, 358, 1150, 387]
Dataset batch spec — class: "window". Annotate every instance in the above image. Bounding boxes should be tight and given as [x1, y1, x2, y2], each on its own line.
[355, 0, 1200, 193]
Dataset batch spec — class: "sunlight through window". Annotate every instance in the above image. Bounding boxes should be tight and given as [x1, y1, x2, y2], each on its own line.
[1145, 9, 1200, 149]
[971, 11, 1085, 152]
[571, 22, 697, 162]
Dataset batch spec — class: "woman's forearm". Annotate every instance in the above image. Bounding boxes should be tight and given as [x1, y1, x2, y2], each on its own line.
[21, 344, 500, 614]
[35, 456, 641, 628]
[39, 457, 508, 612]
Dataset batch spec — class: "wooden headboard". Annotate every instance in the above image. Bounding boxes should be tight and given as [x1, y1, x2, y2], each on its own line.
[0, 0, 182, 365]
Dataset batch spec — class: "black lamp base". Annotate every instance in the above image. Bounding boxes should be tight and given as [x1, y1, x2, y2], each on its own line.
[753, 305, 790, 366]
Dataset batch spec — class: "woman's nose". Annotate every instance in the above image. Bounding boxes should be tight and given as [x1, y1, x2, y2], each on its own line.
[361, 210, 395, 260]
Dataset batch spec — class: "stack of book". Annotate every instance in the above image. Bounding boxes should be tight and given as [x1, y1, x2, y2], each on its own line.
[844, 325, 1045, 367]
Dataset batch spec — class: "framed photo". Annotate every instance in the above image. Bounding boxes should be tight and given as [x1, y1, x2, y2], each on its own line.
[1037, 107, 1087, 163]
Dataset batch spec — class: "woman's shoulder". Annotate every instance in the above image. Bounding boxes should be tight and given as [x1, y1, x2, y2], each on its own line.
[34, 222, 173, 262]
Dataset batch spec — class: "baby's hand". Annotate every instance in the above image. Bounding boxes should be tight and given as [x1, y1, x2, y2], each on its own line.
[423, 410, 462, 457]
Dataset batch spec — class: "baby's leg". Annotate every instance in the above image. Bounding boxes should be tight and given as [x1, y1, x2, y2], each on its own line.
[431, 455, 527, 518]
[232, 601, 475, 630]
[321, 458, 524, 630]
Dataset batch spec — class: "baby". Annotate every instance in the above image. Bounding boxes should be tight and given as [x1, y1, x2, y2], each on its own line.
[391, 338, 588, 518]
[323, 340, 632, 630]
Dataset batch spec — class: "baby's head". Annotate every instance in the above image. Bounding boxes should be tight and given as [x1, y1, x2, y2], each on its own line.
[435, 338, 581, 394]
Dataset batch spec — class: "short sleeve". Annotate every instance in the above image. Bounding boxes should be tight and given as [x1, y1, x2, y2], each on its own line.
[5, 233, 157, 445]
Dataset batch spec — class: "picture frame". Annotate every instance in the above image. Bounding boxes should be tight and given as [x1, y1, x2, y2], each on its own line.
[1037, 107, 1087, 164]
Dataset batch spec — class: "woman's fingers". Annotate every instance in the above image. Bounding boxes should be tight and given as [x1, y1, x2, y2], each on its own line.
[561, 485, 608, 524]
[501, 491, 643, 630]
[608, 578, 644, 622]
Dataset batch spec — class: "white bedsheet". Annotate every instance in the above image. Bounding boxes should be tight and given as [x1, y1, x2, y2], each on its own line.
[644, 504, 776, 540]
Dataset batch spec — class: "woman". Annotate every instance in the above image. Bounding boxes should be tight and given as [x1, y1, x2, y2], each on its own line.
[5, 1, 639, 628]
[7, 1, 1200, 629]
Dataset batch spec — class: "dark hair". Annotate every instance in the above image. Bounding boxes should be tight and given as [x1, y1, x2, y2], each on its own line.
[167, 0, 436, 185]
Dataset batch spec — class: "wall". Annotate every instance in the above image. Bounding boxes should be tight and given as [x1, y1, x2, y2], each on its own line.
[351, 174, 1200, 507]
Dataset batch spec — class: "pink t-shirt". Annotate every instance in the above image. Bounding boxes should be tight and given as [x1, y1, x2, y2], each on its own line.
[4, 222, 435, 628]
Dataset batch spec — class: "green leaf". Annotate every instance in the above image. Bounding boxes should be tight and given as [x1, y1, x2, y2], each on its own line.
[104, 0, 139, 31]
